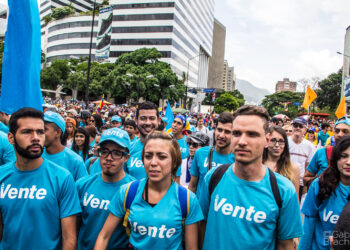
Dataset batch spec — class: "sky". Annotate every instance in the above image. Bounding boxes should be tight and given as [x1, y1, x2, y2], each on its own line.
[215, 0, 349, 92]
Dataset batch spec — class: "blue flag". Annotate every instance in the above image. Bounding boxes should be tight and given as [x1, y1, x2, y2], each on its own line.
[165, 100, 174, 130]
[0, 0, 43, 114]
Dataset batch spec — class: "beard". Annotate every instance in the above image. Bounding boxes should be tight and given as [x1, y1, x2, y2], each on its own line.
[14, 139, 43, 159]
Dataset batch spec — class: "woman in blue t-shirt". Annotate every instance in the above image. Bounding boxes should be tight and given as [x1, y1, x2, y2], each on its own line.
[299, 135, 350, 250]
[95, 131, 203, 249]
[71, 127, 90, 162]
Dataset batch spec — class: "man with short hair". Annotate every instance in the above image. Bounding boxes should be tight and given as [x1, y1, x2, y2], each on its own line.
[124, 101, 161, 179]
[304, 117, 350, 187]
[198, 105, 302, 249]
[318, 123, 330, 147]
[76, 128, 135, 249]
[288, 117, 315, 197]
[42, 111, 88, 181]
[188, 112, 235, 194]
[0, 107, 81, 249]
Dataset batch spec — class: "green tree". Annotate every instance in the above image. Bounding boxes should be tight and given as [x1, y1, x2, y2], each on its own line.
[262, 91, 304, 118]
[214, 92, 239, 114]
[51, 5, 75, 20]
[227, 89, 245, 107]
[41, 59, 71, 89]
[315, 69, 342, 112]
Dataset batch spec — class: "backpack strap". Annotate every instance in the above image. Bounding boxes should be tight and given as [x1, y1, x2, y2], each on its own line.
[326, 146, 333, 167]
[88, 157, 98, 174]
[207, 147, 215, 170]
[123, 180, 140, 236]
[209, 164, 231, 199]
[268, 168, 282, 210]
[178, 185, 190, 226]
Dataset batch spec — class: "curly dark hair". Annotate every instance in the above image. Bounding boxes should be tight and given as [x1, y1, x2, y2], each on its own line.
[318, 135, 350, 201]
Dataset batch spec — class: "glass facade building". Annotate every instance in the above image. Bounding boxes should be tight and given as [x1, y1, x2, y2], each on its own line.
[41, 0, 215, 98]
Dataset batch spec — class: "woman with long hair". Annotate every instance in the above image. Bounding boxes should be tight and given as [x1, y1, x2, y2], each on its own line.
[95, 131, 203, 249]
[71, 127, 90, 161]
[299, 135, 350, 249]
[263, 126, 300, 199]
[90, 114, 103, 133]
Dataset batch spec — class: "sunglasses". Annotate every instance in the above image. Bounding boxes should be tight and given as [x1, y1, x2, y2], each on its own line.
[284, 130, 292, 133]
[292, 123, 304, 129]
[187, 142, 200, 148]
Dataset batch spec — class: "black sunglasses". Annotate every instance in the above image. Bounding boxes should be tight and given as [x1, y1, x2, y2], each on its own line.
[187, 142, 200, 148]
[292, 123, 304, 129]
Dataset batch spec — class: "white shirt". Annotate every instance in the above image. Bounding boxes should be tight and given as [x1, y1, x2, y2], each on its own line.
[288, 137, 316, 186]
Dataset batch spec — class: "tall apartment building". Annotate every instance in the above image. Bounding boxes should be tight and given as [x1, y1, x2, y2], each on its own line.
[221, 60, 235, 91]
[342, 26, 350, 104]
[275, 78, 297, 93]
[207, 18, 225, 90]
[40, 0, 215, 94]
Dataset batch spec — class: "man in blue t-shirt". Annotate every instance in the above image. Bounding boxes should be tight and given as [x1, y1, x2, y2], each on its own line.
[76, 127, 135, 249]
[304, 117, 350, 187]
[42, 111, 88, 181]
[124, 119, 138, 149]
[0, 130, 16, 165]
[198, 105, 302, 249]
[188, 112, 235, 194]
[125, 101, 161, 179]
[0, 107, 81, 249]
[318, 123, 330, 147]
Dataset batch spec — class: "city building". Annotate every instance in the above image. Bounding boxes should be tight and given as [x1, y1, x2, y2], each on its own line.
[207, 18, 225, 90]
[222, 60, 228, 90]
[0, 4, 7, 40]
[40, 0, 215, 109]
[227, 66, 235, 91]
[275, 78, 297, 93]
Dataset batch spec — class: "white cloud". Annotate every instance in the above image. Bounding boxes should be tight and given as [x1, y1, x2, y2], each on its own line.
[217, 0, 349, 92]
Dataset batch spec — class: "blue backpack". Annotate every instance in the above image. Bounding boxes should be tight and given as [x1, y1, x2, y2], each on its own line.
[122, 180, 190, 236]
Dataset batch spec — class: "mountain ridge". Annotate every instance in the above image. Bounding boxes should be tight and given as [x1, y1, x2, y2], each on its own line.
[236, 79, 271, 104]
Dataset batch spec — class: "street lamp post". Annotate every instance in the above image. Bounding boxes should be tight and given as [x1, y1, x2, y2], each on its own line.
[85, 0, 98, 108]
[185, 53, 204, 110]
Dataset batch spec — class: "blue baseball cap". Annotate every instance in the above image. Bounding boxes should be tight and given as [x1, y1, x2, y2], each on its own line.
[99, 128, 131, 151]
[111, 115, 122, 123]
[292, 117, 307, 126]
[335, 117, 350, 127]
[44, 111, 65, 133]
[175, 114, 186, 126]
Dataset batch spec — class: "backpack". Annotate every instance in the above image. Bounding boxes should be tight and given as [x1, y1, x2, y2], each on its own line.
[208, 164, 282, 218]
[325, 146, 333, 167]
[122, 180, 190, 236]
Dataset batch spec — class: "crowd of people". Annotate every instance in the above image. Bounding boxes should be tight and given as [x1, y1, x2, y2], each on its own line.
[0, 100, 349, 250]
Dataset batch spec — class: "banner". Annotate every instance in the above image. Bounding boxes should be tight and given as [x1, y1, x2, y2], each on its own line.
[0, 0, 43, 114]
[96, 6, 113, 59]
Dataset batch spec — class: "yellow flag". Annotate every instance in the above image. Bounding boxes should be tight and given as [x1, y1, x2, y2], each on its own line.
[302, 86, 317, 110]
[335, 96, 347, 119]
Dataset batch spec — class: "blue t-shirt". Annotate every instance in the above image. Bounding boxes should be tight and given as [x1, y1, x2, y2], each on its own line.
[0, 122, 9, 134]
[76, 173, 135, 250]
[176, 136, 189, 160]
[0, 160, 81, 249]
[130, 136, 138, 149]
[307, 148, 329, 176]
[126, 139, 146, 180]
[43, 147, 88, 181]
[198, 165, 303, 250]
[0, 131, 15, 166]
[318, 131, 330, 147]
[300, 179, 350, 250]
[190, 146, 235, 194]
[108, 179, 203, 250]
